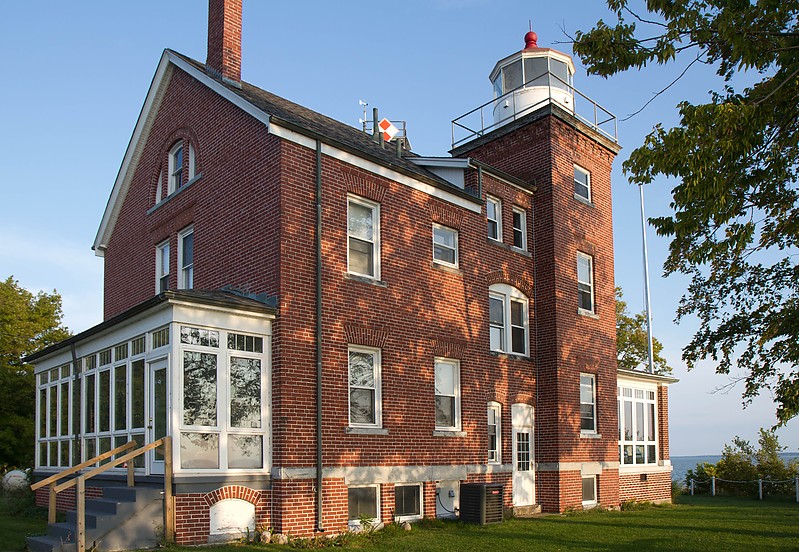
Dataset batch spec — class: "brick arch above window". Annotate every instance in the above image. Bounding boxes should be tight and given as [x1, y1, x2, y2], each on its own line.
[483, 269, 533, 298]
[427, 199, 463, 230]
[344, 324, 389, 348]
[152, 128, 202, 206]
[203, 485, 261, 507]
[342, 171, 387, 203]
[430, 339, 467, 360]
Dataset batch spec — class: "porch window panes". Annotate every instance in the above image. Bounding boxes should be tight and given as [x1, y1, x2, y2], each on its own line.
[98, 370, 110, 432]
[59, 382, 69, 436]
[180, 432, 219, 469]
[230, 357, 261, 428]
[114, 366, 126, 431]
[228, 435, 263, 469]
[38, 389, 46, 438]
[85, 373, 96, 434]
[183, 351, 217, 426]
[228, 333, 263, 353]
[618, 384, 658, 465]
[131, 360, 145, 428]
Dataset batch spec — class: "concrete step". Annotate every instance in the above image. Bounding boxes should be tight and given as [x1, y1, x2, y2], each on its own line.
[513, 504, 542, 517]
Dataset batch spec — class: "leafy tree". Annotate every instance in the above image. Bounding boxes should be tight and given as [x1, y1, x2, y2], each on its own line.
[616, 287, 672, 374]
[573, 2, 799, 423]
[0, 277, 70, 468]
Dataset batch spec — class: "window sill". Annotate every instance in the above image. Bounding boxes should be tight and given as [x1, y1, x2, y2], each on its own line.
[431, 262, 462, 275]
[346, 427, 389, 435]
[577, 308, 599, 319]
[511, 247, 532, 257]
[433, 430, 466, 437]
[580, 432, 602, 439]
[574, 193, 594, 207]
[344, 273, 388, 287]
[489, 350, 530, 361]
[147, 173, 203, 215]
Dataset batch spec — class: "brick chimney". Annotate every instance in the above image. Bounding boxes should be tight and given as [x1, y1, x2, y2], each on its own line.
[206, 0, 242, 82]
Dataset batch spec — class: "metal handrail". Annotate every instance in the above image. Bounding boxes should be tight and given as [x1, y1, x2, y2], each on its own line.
[451, 72, 618, 148]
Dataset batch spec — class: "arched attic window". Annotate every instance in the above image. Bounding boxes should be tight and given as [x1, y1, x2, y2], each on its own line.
[155, 138, 197, 205]
[488, 283, 529, 356]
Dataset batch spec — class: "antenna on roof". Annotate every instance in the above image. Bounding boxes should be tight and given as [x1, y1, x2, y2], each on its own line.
[358, 100, 369, 133]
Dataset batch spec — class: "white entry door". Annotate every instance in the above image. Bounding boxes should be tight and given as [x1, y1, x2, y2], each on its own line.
[512, 403, 535, 506]
[148, 359, 168, 475]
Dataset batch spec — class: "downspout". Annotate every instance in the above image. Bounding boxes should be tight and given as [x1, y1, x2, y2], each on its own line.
[70, 343, 82, 464]
[315, 139, 325, 532]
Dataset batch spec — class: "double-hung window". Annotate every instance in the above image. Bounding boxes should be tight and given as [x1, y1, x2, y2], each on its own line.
[512, 207, 527, 251]
[178, 226, 194, 289]
[487, 402, 501, 463]
[574, 165, 591, 202]
[580, 374, 597, 433]
[434, 358, 460, 430]
[169, 143, 184, 193]
[432, 224, 458, 267]
[156, 241, 170, 293]
[486, 196, 502, 241]
[348, 347, 381, 427]
[577, 252, 594, 314]
[347, 196, 380, 279]
[488, 284, 529, 355]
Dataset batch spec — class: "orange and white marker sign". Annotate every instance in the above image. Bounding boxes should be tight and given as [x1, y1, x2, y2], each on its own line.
[378, 118, 399, 141]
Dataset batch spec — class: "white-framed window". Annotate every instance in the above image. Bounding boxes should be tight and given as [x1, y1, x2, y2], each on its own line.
[432, 224, 458, 267]
[348, 485, 380, 528]
[178, 226, 194, 290]
[574, 165, 591, 202]
[169, 142, 184, 193]
[434, 358, 460, 430]
[580, 374, 597, 433]
[488, 284, 529, 355]
[618, 384, 658, 466]
[577, 252, 594, 314]
[156, 241, 170, 293]
[582, 475, 597, 507]
[347, 196, 380, 279]
[512, 207, 527, 251]
[394, 483, 423, 522]
[487, 402, 501, 463]
[486, 196, 502, 241]
[348, 346, 381, 428]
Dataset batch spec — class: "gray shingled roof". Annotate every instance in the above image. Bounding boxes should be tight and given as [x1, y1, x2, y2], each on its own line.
[172, 51, 480, 204]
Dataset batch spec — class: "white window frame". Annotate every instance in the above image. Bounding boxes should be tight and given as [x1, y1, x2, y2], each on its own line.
[432, 223, 458, 268]
[580, 374, 597, 434]
[487, 402, 501, 464]
[156, 240, 170, 293]
[581, 475, 597, 507]
[512, 207, 527, 251]
[434, 358, 461, 431]
[347, 195, 381, 279]
[393, 483, 424, 522]
[486, 196, 502, 242]
[488, 284, 529, 356]
[178, 226, 194, 290]
[574, 165, 591, 202]
[155, 170, 164, 204]
[348, 484, 380, 528]
[618, 383, 659, 467]
[168, 142, 184, 194]
[348, 346, 382, 428]
[577, 252, 595, 314]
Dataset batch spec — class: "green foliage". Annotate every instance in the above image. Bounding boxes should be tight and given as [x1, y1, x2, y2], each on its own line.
[616, 287, 672, 373]
[685, 429, 798, 496]
[574, 1, 799, 423]
[0, 277, 70, 467]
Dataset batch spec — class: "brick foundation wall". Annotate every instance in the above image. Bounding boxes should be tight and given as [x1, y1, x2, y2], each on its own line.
[619, 471, 672, 504]
[34, 485, 103, 512]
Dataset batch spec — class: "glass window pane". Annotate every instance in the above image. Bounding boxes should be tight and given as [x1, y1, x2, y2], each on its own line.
[60, 382, 69, 436]
[131, 360, 145, 428]
[577, 255, 591, 283]
[59, 441, 69, 467]
[489, 297, 504, 325]
[510, 301, 524, 326]
[349, 388, 375, 424]
[49, 388, 57, 437]
[180, 432, 219, 469]
[635, 445, 645, 464]
[523, 57, 548, 86]
[99, 437, 111, 465]
[395, 485, 421, 517]
[348, 238, 374, 276]
[435, 396, 455, 427]
[98, 371, 110, 432]
[511, 327, 526, 353]
[114, 365, 126, 431]
[230, 357, 262, 428]
[503, 60, 522, 90]
[623, 445, 633, 465]
[435, 363, 454, 395]
[636, 402, 645, 441]
[582, 477, 596, 502]
[623, 401, 632, 440]
[182, 232, 194, 266]
[183, 352, 218, 426]
[228, 435, 263, 469]
[349, 352, 375, 387]
[433, 244, 456, 265]
[348, 202, 374, 240]
[153, 367, 167, 460]
[49, 442, 58, 466]
[85, 373, 96, 434]
[490, 327, 503, 351]
[550, 59, 570, 89]
[434, 226, 455, 248]
[647, 444, 656, 464]
[38, 389, 46, 438]
[348, 487, 377, 520]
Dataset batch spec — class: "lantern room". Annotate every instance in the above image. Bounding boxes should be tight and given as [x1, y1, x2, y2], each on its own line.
[489, 31, 575, 124]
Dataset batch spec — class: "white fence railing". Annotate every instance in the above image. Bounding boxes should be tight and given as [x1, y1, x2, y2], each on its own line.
[688, 476, 799, 502]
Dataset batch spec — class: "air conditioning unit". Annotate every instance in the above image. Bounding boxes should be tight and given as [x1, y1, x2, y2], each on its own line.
[459, 483, 504, 525]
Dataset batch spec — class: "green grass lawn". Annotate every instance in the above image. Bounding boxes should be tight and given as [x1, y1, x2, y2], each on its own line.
[3, 495, 798, 551]
[0, 499, 47, 552]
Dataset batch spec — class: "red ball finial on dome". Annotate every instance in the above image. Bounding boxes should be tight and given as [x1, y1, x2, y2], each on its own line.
[524, 30, 538, 49]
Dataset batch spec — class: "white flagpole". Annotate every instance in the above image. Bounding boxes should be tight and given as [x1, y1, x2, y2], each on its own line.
[639, 183, 655, 373]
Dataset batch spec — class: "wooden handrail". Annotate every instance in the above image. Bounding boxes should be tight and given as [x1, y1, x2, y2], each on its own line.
[31, 440, 138, 491]
[52, 438, 167, 494]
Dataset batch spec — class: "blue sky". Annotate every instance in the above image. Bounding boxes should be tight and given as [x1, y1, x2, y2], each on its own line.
[1, 0, 796, 456]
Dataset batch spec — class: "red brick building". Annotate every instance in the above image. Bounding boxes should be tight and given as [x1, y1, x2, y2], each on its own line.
[28, 1, 676, 548]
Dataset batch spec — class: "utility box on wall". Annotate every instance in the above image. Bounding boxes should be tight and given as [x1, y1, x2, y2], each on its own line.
[459, 483, 504, 525]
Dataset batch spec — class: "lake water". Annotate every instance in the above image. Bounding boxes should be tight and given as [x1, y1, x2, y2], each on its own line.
[670, 453, 799, 482]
